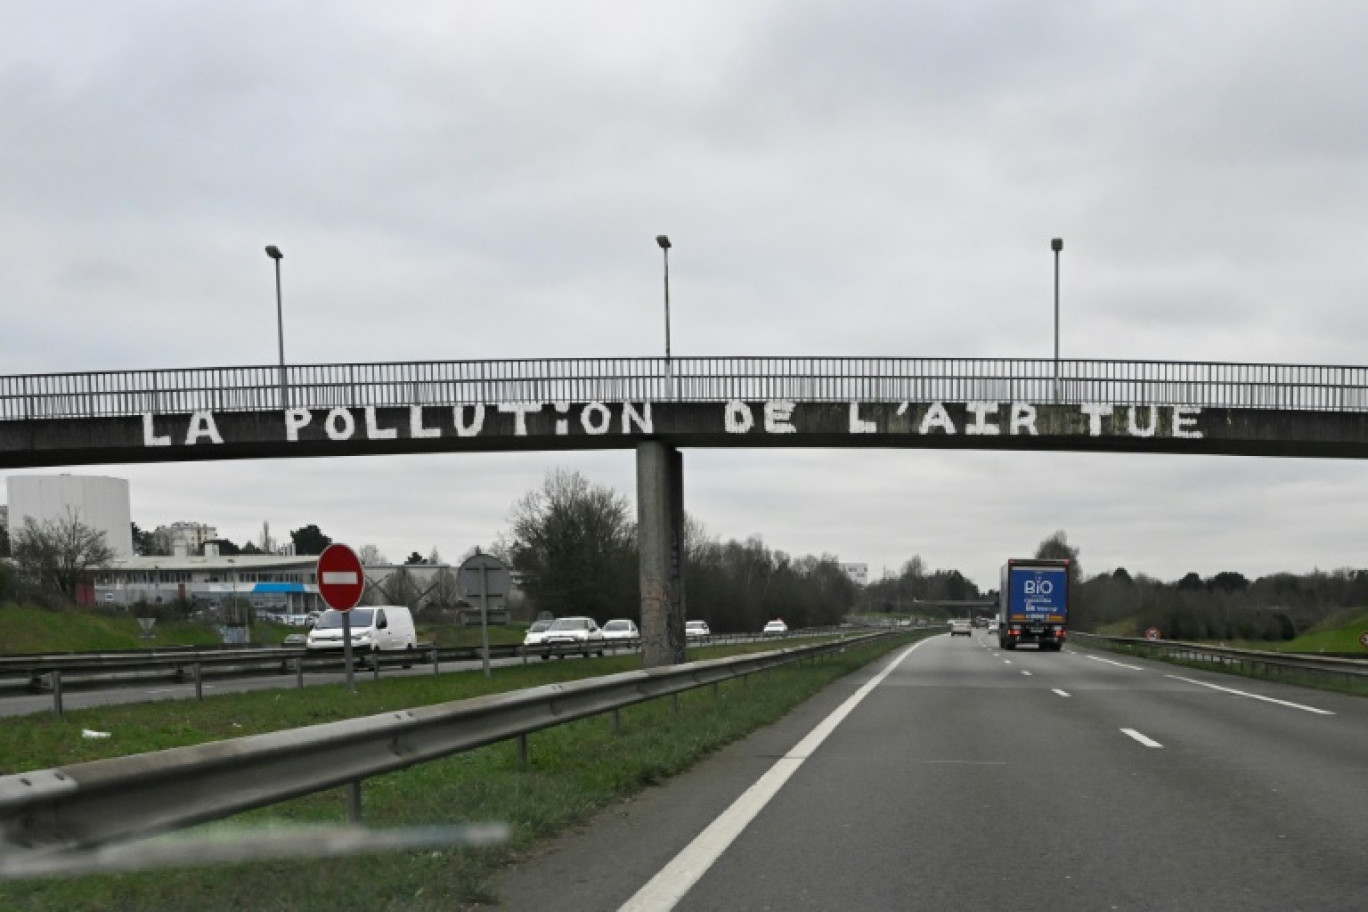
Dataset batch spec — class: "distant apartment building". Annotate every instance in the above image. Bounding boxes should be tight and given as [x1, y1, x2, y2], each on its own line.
[5, 474, 134, 557]
[151, 521, 220, 556]
[840, 562, 869, 586]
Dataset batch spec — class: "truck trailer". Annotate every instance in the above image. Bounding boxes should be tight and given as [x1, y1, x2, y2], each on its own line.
[998, 558, 1069, 651]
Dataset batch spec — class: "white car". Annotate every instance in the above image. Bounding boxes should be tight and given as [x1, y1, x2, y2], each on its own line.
[685, 620, 711, 637]
[949, 619, 973, 637]
[523, 619, 553, 647]
[762, 619, 788, 635]
[601, 619, 639, 641]
[539, 616, 606, 658]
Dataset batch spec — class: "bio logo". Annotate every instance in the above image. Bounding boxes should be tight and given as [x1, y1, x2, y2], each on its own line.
[1024, 577, 1054, 595]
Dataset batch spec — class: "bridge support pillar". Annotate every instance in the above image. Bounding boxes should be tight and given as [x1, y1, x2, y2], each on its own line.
[637, 441, 685, 667]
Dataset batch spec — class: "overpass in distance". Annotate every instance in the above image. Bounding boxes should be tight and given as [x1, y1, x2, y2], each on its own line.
[3, 355, 1367, 664]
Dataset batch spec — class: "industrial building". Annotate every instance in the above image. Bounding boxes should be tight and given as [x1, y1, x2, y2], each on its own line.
[5, 474, 134, 557]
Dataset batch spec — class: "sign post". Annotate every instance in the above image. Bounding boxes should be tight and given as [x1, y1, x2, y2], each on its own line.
[459, 553, 510, 678]
[317, 544, 366, 694]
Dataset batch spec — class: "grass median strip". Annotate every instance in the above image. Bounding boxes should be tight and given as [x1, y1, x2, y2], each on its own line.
[0, 632, 922, 911]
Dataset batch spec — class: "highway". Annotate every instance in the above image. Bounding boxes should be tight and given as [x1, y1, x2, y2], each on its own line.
[494, 630, 1368, 911]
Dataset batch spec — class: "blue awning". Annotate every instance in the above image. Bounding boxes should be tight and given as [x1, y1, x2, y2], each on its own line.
[252, 583, 309, 593]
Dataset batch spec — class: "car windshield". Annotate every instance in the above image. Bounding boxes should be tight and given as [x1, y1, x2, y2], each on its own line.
[604, 621, 631, 631]
[529, 621, 551, 633]
[548, 618, 589, 631]
[315, 609, 373, 629]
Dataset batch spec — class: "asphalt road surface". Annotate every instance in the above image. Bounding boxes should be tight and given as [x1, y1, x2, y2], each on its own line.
[491, 630, 1368, 912]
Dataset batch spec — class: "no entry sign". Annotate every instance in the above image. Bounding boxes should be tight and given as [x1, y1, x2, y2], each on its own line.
[316, 544, 365, 611]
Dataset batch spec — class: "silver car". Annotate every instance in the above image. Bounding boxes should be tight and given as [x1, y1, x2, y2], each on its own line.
[523, 619, 553, 647]
[540, 616, 606, 658]
[601, 619, 640, 641]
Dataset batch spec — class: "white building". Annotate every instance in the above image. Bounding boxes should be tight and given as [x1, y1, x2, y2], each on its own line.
[5, 474, 134, 557]
[151, 521, 220, 556]
[840, 562, 869, 586]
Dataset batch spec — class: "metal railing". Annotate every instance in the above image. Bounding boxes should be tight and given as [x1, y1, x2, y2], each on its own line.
[3, 357, 1368, 420]
[0, 632, 892, 872]
[1070, 633, 1368, 683]
[2, 629, 846, 715]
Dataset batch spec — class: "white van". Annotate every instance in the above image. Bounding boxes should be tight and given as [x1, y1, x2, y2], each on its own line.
[306, 605, 417, 656]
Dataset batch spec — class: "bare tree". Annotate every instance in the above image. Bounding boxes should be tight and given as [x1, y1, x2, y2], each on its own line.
[12, 511, 117, 603]
[358, 543, 388, 565]
[507, 468, 636, 618]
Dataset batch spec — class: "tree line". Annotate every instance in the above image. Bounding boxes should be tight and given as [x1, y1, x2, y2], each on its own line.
[4, 485, 1365, 642]
[498, 469, 858, 632]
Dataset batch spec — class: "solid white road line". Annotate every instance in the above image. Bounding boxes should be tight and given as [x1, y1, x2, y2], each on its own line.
[616, 639, 932, 912]
[1166, 675, 1335, 715]
[1086, 655, 1145, 671]
[1121, 728, 1164, 748]
[1052, 689, 1070, 698]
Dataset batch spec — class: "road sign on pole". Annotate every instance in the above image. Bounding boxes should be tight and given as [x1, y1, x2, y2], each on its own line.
[460, 553, 510, 678]
[317, 544, 366, 611]
[1144, 627, 1162, 641]
[316, 544, 366, 693]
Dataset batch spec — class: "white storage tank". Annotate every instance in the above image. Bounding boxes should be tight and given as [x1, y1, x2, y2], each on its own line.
[5, 475, 134, 557]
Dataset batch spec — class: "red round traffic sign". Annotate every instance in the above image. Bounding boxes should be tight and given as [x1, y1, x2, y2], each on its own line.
[1144, 627, 1162, 641]
[1359, 631, 1368, 649]
[316, 544, 365, 611]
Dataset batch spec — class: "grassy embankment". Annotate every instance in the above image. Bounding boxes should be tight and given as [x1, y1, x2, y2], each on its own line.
[0, 630, 923, 911]
[0, 602, 529, 654]
[1090, 609, 1368, 697]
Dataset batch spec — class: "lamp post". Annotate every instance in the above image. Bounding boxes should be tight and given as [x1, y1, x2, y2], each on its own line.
[265, 245, 287, 409]
[1051, 237, 1063, 401]
[655, 235, 672, 397]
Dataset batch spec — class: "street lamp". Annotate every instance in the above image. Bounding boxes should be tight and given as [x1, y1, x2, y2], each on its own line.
[655, 235, 672, 397]
[1051, 238, 1063, 401]
[265, 245, 287, 409]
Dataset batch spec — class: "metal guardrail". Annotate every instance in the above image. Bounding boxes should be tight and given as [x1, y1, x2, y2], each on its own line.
[1070, 632, 1368, 682]
[3, 357, 1368, 420]
[1, 628, 843, 694]
[0, 631, 894, 870]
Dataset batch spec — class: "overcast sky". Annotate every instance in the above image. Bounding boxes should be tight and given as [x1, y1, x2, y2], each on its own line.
[3, 2, 1367, 590]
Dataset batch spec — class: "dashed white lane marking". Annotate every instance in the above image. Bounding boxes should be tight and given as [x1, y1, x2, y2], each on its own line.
[1052, 689, 1070, 698]
[1121, 728, 1163, 748]
[1166, 675, 1335, 715]
[1086, 655, 1144, 671]
[616, 638, 932, 912]
[1021, 671, 1033, 676]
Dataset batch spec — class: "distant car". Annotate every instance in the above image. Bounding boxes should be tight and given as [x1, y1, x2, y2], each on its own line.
[685, 620, 711, 637]
[523, 619, 553, 647]
[600, 619, 639, 641]
[540, 616, 605, 658]
[762, 619, 788, 635]
[949, 619, 973, 637]
[282, 633, 308, 647]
